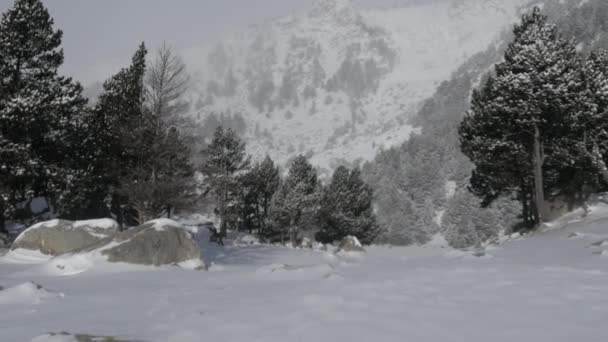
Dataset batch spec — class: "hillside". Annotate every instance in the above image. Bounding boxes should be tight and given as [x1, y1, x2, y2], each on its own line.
[184, 0, 528, 174]
[361, 0, 608, 247]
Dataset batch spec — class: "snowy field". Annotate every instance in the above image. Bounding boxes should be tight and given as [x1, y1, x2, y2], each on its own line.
[2, 207, 608, 342]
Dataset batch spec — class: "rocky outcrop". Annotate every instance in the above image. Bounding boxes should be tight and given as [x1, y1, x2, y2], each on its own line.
[337, 235, 365, 253]
[11, 219, 119, 256]
[92, 219, 204, 268]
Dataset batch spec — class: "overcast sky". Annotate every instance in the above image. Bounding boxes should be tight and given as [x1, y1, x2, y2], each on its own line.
[0, 0, 409, 84]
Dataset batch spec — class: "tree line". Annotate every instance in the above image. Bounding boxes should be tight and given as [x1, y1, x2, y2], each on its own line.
[460, 7, 608, 229]
[201, 126, 379, 245]
[0, 0, 378, 246]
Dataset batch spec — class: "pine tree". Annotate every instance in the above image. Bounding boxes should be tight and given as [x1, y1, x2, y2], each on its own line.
[558, 49, 608, 191]
[270, 155, 319, 245]
[120, 44, 196, 223]
[459, 7, 582, 227]
[238, 156, 280, 237]
[316, 166, 379, 244]
[0, 0, 86, 231]
[83, 43, 148, 226]
[201, 126, 250, 236]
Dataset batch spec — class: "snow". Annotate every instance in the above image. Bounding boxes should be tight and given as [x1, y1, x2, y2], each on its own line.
[14, 218, 119, 243]
[426, 233, 449, 248]
[72, 218, 117, 230]
[30, 334, 78, 342]
[1, 248, 54, 264]
[444, 180, 457, 199]
[147, 218, 183, 231]
[234, 234, 261, 246]
[0, 281, 64, 306]
[184, 0, 528, 173]
[2, 207, 608, 341]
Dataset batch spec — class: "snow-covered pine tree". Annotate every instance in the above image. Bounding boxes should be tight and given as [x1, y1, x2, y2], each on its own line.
[269, 155, 319, 245]
[0, 0, 86, 231]
[238, 155, 280, 237]
[154, 127, 198, 218]
[201, 126, 250, 236]
[120, 44, 197, 223]
[83, 43, 148, 227]
[556, 49, 608, 192]
[316, 166, 378, 245]
[459, 7, 581, 228]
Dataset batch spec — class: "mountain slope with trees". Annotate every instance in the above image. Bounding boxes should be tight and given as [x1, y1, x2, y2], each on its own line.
[363, 0, 608, 247]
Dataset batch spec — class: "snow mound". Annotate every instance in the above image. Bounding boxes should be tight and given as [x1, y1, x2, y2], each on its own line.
[336, 235, 365, 254]
[426, 233, 450, 248]
[590, 239, 608, 247]
[71, 218, 118, 231]
[30, 334, 78, 342]
[444, 248, 492, 259]
[177, 258, 207, 270]
[0, 281, 63, 305]
[147, 218, 184, 232]
[0, 248, 54, 264]
[234, 234, 260, 246]
[43, 253, 97, 276]
[30, 333, 131, 342]
[568, 232, 586, 239]
[592, 250, 608, 257]
[176, 213, 217, 227]
[255, 263, 336, 280]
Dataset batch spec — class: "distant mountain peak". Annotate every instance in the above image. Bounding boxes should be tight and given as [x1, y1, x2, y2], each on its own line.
[186, 0, 528, 173]
[308, 0, 359, 24]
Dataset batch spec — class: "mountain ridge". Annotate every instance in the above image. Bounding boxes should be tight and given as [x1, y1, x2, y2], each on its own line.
[183, 0, 529, 174]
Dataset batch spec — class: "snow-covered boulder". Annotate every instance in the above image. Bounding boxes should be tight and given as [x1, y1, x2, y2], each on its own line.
[91, 219, 205, 268]
[0, 281, 63, 305]
[300, 237, 313, 249]
[11, 219, 119, 256]
[336, 235, 365, 253]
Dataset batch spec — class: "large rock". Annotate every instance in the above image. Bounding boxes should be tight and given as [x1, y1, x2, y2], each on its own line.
[11, 219, 119, 256]
[337, 235, 365, 253]
[95, 219, 204, 267]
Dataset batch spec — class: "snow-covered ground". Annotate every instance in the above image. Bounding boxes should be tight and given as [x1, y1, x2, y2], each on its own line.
[2, 205, 608, 341]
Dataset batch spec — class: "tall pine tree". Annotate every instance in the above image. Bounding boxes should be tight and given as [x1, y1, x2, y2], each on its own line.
[316, 166, 379, 244]
[238, 155, 280, 237]
[460, 7, 581, 227]
[201, 126, 250, 236]
[0, 0, 86, 232]
[83, 43, 147, 226]
[270, 155, 319, 245]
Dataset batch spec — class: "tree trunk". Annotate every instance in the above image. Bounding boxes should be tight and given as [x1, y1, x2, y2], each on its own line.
[521, 188, 531, 229]
[289, 217, 297, 247]
[591, 143, 608, 184]
[137, 207, 146, 227]
[219, 187, 228, 237]
[111, 192, 124, 231]
[0, 203, 6, 236]
[532, 123, 547, 225]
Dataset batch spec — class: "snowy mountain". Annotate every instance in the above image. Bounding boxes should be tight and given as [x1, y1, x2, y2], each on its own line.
[184, 0, 529, 173]
[362, 0, 608, 246]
